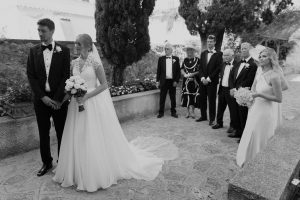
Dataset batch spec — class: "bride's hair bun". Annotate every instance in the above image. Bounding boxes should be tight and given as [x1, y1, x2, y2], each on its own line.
[77, 34, 93, 52]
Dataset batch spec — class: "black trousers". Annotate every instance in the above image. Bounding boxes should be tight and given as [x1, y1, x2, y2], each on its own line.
[34, 97, 68, 165]
[159, 79, 176, 115]
[199, 82, 218, 121]
[216, 86, 235, 127]
[231, 100, 248, 137]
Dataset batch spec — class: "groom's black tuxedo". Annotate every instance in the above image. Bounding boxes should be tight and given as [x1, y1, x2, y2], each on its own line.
[27, 42, 70, 165]
[229, 57, 257, 137]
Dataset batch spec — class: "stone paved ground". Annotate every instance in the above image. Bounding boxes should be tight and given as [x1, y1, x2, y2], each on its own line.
[0, 75, 299, 200]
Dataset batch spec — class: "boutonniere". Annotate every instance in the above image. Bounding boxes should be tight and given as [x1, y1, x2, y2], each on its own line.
[244, 63, 250, 69]
[54, 46, 62, 53]
[172, 59, 176, 63]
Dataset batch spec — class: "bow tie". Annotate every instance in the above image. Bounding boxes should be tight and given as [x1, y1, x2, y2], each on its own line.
[166, 56, 172, 59]
[208, 50, 214, 53]
[225, 62, 231, 65]
[42, 44, 53, 51]
[241, 59, 247, 63]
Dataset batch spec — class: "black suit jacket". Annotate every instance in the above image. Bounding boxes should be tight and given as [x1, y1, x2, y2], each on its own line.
[156, 56, 181, 86]
[27, 42, 70, 102]
[218, 59, 237, 93]
[199, 50, 223, 84]
[229, 57, 257, 90]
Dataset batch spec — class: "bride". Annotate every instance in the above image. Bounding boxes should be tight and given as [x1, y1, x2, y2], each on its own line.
[236, 47, 286, 167]
[53, 34, 178, 192]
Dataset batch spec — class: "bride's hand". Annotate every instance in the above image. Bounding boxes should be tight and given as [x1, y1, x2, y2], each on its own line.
[76, 95, 88, 105]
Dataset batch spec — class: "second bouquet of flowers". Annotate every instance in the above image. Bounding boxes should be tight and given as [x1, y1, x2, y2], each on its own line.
[234, 87, 254, 108]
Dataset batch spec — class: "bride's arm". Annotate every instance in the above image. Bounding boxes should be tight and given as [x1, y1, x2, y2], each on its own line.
[251, 79, 257, 93]
[255, 73, 282, 103]
[85, 61, 108, 100]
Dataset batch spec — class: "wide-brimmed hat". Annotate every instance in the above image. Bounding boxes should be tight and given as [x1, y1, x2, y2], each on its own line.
[183, 41, 200, 52]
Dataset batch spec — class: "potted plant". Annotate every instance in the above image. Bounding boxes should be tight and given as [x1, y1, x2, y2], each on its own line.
[2, 69, 34, 119]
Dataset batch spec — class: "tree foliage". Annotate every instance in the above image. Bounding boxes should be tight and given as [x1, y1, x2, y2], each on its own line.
[95, 0, 155, 86]
[179, 0, 294, 50]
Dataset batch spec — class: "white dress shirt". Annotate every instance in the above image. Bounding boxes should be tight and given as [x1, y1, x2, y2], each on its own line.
[221, 59, 234, 87]
[42, 41, 55, 92]
[207, 48, 216, 64]
[165, 56, 173, 79]
[237, 56, 251, 77]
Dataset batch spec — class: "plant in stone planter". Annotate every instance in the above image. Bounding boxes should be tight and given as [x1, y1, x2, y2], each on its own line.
[3, 77, 34, 119]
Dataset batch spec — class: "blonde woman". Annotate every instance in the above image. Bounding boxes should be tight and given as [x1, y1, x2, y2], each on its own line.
[236, 47, 286, 167]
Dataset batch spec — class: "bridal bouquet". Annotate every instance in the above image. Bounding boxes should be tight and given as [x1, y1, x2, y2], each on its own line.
[234, 87, 254, 108]
[65, 76, 88, 112]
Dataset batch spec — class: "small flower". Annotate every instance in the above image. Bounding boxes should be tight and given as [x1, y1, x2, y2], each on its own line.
[55, 46, 62, 53]
[172, 59, 176, 63]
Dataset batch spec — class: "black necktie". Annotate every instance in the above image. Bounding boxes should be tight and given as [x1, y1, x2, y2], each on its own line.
[225, 62, 230, 65]
[241, 59, 247, 63]
[166, 56, 172, 59]
[42, 44, 53, 51]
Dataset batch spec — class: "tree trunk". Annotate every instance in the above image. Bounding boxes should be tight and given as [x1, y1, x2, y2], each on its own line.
[200, 33, 207, 51]
[112, 66, 125, 86]
[215, 28, 225, 51]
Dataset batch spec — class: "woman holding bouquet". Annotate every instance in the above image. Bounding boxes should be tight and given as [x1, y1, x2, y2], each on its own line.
[236, 48, 285, 167]
[53, 34, 178, 192]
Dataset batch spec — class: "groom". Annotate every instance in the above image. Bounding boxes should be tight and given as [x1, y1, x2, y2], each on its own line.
[27, 18, 70, 176]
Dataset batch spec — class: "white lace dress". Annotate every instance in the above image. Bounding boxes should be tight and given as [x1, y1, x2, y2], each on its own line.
[53, 53, 178, 192]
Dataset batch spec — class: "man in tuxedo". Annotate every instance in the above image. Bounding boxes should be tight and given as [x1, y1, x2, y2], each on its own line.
[228, 42, 257, 142]
[196, 35, 223, 125]
[27, 18, 70, 176]
[156, 42, 181, 118]
[212, 48, 237, 133]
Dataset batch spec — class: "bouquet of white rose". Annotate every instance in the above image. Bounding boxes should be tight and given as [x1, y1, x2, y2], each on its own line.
[234, 87, 254, 108]
[65, 76, 88, 112]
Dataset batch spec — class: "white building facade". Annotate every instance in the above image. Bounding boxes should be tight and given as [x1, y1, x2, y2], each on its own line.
[0, 0, 96, 41]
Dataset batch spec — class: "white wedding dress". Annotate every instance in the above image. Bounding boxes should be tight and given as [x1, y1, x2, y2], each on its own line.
[236, 71, 279, 167]
[53, 52, 178, 192]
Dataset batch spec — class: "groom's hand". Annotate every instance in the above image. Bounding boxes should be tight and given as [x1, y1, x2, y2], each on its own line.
[52, 101, 62, 110]
[41, 96, 60, 109]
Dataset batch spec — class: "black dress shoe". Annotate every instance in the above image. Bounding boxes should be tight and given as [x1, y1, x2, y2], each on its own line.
[227, 127, 235, 133]
[157, 114, 164, 118]
[228, 133, 240, 138]
[212, 124, 223, 129]
[209, 121, 214, 126]
[37, 163, 53, 177]
[195, 117, 207, 122]
[171, 113, 178, 118]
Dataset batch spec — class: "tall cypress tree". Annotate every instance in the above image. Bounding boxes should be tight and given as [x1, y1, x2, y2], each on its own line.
[95, 0, 155, 86]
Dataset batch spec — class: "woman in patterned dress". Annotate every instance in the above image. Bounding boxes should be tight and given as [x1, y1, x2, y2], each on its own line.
[181, 43, 201, 118]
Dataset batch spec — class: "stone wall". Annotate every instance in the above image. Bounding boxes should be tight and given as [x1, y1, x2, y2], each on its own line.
[0, 88, 181, 160]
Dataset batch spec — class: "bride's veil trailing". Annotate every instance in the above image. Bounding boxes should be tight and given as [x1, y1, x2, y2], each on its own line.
[90, 45, 178, 161]
[91, 44, 102, 64]
[91, 44, 103, 86]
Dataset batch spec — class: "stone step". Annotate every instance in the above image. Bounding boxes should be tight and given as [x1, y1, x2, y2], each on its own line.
[228, 124, 300, 200]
